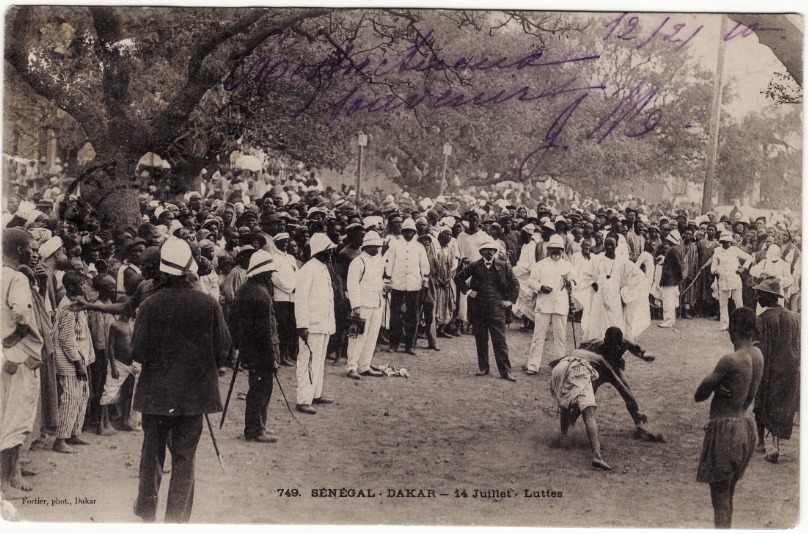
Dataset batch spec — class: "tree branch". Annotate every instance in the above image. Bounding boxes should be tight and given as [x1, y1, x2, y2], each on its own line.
[150, 8, 334, 151]
[5, 6, 109, 144]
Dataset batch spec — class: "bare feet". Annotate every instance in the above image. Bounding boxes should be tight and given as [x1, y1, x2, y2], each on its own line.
[52, 440, 77, 454]
[592, 457, 613, 471]
[66, 435, 91, 445]
[18, 465, 37, 477]
[8, 475, 33, 491]
[97, 425, 117, 436]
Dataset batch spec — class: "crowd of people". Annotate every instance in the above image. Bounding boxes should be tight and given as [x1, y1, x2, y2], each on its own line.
[0, 164, 801, 526]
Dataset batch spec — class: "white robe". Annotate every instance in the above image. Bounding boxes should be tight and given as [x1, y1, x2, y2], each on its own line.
[581, 253, 648, 343]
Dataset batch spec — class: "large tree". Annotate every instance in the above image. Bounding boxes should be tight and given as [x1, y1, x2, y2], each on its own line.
[5, 7, 584, 227]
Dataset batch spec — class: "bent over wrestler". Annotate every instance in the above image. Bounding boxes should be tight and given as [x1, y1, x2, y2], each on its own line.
[549, 326, 656, 471]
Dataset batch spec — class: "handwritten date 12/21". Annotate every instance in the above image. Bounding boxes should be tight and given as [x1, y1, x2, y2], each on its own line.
[603, 13, 703, 52]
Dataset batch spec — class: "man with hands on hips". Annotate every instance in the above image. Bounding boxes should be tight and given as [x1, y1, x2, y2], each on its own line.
[454, 240, 519, 382]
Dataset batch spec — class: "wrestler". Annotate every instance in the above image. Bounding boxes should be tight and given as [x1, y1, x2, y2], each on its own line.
[694, 307, 763, 529]
[549, 327, 658, 471]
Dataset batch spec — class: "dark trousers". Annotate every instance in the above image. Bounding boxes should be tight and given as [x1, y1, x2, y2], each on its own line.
[274, 301, 298, 362]
[327, 299, 350, 359]
[135, 414, 203, 523]
[389, 290, 420, 349]
[420, 300, 436, 347]
[469, 300, 511, 377]
[86, 350, 107, 426]
[245, 365, 274, 439]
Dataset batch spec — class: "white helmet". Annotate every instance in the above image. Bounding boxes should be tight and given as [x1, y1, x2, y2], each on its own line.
[247, 250, 277, 278]
[547, 234, 565, 250]
[160, 238, 198, 276]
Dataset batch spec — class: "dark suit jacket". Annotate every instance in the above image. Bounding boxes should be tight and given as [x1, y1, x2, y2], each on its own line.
[132, 282, 230, 415]
[454, 258, 519, 303]
[228, 278, 280, 368]
[660, 245, 684, 287]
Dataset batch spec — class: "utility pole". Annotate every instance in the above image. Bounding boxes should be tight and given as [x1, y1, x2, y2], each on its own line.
[356, 132, 367, 207]
[439, 143, 452, 196]
[702, 15, 728, 214]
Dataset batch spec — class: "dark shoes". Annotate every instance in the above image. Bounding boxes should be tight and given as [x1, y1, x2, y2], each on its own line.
[427, 345, 441, 352]
[296, 404, 317, 414]
[246, 433, 278, 443]
[501, 373, 517, 382]
[764, 451, 780, 464]
[403, 347, 416, 355]
[347, 370, 362, 380]
[475, 369, 489, 376]
[313, 397, 334, 404]
[525, 370, 538, 376]
[360, 369, 384, 377]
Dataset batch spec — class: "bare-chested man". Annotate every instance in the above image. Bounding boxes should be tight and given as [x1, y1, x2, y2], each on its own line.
[99, 310, 135, 434]
[549, 327, 657, 471]
[695, 307, 763, 529]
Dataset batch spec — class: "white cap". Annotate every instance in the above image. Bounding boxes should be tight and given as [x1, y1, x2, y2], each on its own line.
[362, 231, 383, 248]
[160, 238, 198, 276]
[40, 236, 63, 259]
[521, 224, 536, 234]
[309, 233, 336, 256]
[246, 250, 277, 277]
[401, 218, 417, 232]
[718, 231, 733, 243]
[273, 232, 290, 242]
[478, 239, 499, 252]
[154, 206, 166, 219]
[169, 220, 184, 235]
[548, 234, 565, 250]
[363, 216, 383, 229]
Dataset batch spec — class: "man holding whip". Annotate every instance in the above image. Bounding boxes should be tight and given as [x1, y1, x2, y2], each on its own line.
[227, 250, 280, 443]
[131, 238, 230, 523]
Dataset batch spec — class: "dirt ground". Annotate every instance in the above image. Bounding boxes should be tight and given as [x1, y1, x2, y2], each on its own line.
[1, 317, 800, 527]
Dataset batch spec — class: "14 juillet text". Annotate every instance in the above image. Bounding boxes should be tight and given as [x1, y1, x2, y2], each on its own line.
[279, 488, 563, 499]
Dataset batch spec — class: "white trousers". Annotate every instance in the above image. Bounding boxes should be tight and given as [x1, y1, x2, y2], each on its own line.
[347, 306, 383, 373]
[660, 285, 680, 326]
[296, 333, 330, 406]
[527, 312, 567, 372]
[718, 288, 743, 328]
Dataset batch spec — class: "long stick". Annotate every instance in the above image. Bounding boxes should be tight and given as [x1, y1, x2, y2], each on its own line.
[680, 268, 705, 296]
[274, 372, 309, 436]
[219, 347, 239, 429]
[205, 414, 225, 473]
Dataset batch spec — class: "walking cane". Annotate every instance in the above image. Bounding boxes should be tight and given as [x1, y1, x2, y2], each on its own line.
[205, 414, 226, 473]
[219, 346, 239, 429]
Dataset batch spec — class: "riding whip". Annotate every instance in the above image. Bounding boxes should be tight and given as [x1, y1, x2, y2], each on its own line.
[205, 414, 226, 473]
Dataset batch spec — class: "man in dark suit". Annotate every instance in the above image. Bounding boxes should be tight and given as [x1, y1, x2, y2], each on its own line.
[659, 229, 684, 328]
[228, 249, 280, 444]
[131, 238, 230, 523]
[455, 239, 519, 381]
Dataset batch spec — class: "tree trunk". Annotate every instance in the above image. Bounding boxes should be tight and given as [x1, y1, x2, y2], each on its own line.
[75, 150, 143, 231]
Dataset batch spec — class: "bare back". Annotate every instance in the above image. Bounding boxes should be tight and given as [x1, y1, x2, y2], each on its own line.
[695, 344, 763, 418]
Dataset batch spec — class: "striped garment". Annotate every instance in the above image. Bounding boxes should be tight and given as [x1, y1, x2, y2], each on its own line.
[56, 374, 89, 439]
[54, 297, 95, 375]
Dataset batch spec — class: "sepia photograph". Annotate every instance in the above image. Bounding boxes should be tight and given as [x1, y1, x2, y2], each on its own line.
[0, 1, 802, 529]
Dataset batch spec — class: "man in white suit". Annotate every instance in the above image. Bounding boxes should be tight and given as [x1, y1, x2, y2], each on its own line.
[294, 233, 336, 414]
[345, 231, 386, 379]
